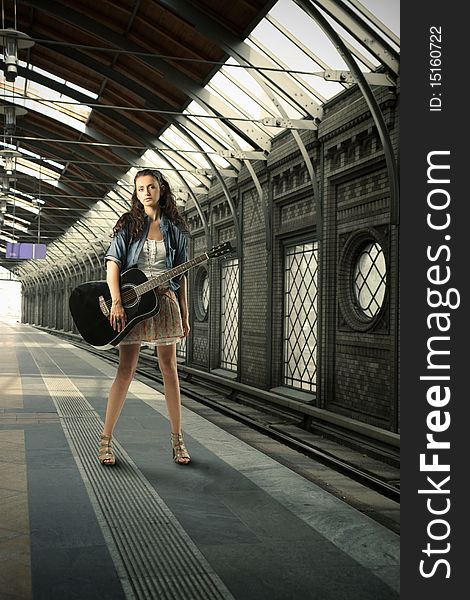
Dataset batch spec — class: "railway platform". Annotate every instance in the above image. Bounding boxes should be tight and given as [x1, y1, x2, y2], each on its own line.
[0, 320, 399, 600]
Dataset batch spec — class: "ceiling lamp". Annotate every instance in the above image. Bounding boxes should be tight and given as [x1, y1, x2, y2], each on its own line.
[0, 105, 28, 135]
[0, 149, 21, 175]
[0, 28, 34, 82]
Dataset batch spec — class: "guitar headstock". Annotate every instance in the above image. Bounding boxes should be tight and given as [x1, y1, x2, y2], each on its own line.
[207, 241, 235, 259]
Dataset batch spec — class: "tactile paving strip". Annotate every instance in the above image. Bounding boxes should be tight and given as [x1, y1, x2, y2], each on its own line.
[29, 342, 234, 600]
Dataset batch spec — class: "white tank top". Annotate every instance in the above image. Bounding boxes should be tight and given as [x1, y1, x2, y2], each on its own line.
[137, 239, 168, 283]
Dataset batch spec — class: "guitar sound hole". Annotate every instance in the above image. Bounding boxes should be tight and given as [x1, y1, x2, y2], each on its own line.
[121, 285, 139, 309]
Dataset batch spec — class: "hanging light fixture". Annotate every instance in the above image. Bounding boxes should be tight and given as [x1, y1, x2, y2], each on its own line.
[4, 154, 14, 175]
[0, 149, 21, 175]
[1, 176, 9, 193]
[0, 28, 34, 82]
[0, 105, 28, 135]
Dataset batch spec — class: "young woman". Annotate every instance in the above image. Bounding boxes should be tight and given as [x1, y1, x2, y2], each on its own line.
[100, 168, 191, 466]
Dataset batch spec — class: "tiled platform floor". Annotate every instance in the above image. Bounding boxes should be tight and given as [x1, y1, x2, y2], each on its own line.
[0, 320, 399, 600]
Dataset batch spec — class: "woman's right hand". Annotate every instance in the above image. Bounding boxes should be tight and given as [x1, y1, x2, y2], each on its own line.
[109, 299, 127, 332]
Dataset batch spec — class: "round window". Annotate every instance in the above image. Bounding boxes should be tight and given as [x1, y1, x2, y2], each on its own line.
[353, 242, 386, 319]
[194, 267, 209, 321]
[338, 229, 388, 331]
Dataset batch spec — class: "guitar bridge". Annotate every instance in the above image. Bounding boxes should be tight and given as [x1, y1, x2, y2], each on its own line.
[99, 296, 110, 317]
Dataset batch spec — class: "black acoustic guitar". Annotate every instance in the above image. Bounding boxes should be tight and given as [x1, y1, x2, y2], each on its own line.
[69, 241, 233, 348]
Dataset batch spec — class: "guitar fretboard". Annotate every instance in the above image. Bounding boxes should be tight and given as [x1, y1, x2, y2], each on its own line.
[135, 252, 209, 295]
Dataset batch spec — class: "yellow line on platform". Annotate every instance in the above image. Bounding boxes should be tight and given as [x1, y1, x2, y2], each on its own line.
[0, 430, 32, 600]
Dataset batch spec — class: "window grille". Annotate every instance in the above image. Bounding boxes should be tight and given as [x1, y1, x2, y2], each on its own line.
[353, 242, 386, 319]
[202, 273, 210, 313]
[176, 336, 186, 359]
[283, 242, 318, 393]
[221, 258, 239, 371]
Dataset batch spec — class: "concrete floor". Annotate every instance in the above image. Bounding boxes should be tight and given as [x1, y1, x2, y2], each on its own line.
[0, 320, 399, 600]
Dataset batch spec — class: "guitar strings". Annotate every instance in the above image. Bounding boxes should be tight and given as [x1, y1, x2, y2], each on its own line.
[104, 255, 208, 310]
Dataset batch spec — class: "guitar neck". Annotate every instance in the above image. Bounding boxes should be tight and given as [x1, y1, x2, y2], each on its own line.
[134, 252, 209, 295]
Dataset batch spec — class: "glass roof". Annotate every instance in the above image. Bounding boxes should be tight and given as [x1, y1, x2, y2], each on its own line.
[355, 0, 399, 37]
[2, 77, 92, 132]
[10, 0, 399, 275]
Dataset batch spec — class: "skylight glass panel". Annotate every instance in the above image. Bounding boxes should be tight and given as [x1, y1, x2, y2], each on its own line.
[138, 149, 163, 169]
[204, 80, 266, 136]
[138, 144, 189, 184]
[184, 100, 255, 152]
[172, 127, 233, 170]
[310, 3, 384, 69]
[138, 150, 194, 188]
[3, 216, 29, 233]
[5, 196, 39, 214]
[250, 18, 335, 93]
[207, 149, 233, 170]
[173, 131, 214, 158]
[258, 2, 351, 71]
[355, 0, 400, 37]
[137, 149, 195, 187]
[5, 189, 43, 214]
[221, 61, 285, 119]
[26, 60, 99, 98]
[2, 76, 90, 132]
[263, 17, 351, 98]
[15, 158, 60, 184]
[224, 70, 304, 138]
[160, 127, 210, 169]
[205, 82, 273, 141]
[0, 141, 64, 171]
[222, 57, 271, 98]
[4, 213, 31, 226]
[245, 36, 336, 109]
[210, 70, 271, 122]
[341, 1, 399, 52]
[0, 232, 18, 243]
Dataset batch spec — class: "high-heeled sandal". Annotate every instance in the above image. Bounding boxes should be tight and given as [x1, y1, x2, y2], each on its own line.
[99, 434, 116, 466]
[171, 432, 191, 464]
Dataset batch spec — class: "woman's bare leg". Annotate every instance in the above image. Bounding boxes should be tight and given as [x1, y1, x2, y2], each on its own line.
[103, 343, 141, 437]
[156, 343, 190, 464]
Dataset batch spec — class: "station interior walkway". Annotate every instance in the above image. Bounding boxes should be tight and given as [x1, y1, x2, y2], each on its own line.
[0, 319, 399, 600]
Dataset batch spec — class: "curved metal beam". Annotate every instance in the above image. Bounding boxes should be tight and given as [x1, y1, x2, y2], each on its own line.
[295, 0, 399, 225]
[175, 123, 241, 249]
[315, 0, 399, 75]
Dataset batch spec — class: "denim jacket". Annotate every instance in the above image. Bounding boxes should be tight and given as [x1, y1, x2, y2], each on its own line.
[104, 213, 188, 293]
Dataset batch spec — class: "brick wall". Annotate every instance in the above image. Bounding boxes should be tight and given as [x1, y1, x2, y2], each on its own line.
[318, 86, 399, 429]
[240, 186, 269, 387]
[181, 83, 399, 431]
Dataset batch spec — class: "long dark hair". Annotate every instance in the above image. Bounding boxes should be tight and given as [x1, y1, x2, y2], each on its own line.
[113, 169, 188, 240]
